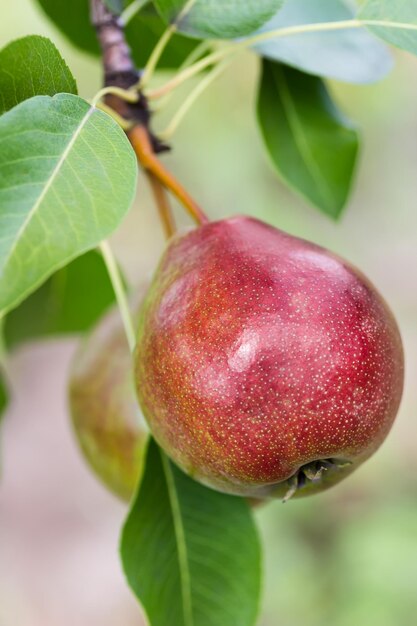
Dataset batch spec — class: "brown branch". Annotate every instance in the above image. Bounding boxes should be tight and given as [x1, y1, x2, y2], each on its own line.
[90, 0, 138, 87]
[90, 0, 209, 227]
[90, 0, 153, 133]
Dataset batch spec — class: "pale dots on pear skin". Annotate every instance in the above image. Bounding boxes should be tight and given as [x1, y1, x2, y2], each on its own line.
[135, 217, 404, 498]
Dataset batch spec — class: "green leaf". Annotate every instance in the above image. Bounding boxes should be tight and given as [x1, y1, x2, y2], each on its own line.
[3, 251, 116, 350]
[35, 0, 100, 55]
[154, 0, 284, 39]
[254, 0, 392, 84]
[121, 439, 262, 626]
[0, 93, 137, 316]
[33, 0, 198, 69]
[126, 4, 200, 69]
[257, 60, 359, 218]
[358, 0, 417, 56]
[0, 36, 77, 115]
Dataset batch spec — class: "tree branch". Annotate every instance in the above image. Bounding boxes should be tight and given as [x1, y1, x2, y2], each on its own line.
[90, 0, 139, 88]
[89, 0, 157, 142]
[90, 0, 208, 226]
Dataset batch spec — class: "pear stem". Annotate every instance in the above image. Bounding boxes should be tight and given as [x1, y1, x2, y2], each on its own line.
[128, 124, 209, 225]
[99, 240, 136, 352]
[146, 170, 177, 239]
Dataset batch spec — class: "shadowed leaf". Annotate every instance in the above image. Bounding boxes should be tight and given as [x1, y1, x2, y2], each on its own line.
[121, 438, 262, 626]
[257, 60, 358, 218]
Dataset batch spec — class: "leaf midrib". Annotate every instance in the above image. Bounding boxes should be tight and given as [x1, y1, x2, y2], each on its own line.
[0, 99, 94, 275]
[161, 450, 194, 626]
[271, 64, 335, 209]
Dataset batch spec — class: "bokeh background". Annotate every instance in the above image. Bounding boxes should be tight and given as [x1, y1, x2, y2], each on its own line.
[1, 1, 417, 625]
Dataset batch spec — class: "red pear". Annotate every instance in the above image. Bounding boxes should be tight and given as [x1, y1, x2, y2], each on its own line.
[134, 217, 404, 499]
[69, 298, 148, 501]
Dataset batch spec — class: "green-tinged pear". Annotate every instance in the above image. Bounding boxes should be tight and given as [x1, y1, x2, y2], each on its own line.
[69, 291, 148, 501]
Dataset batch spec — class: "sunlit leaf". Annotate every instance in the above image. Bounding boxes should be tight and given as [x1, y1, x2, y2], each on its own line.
[0, 94, 137, 315]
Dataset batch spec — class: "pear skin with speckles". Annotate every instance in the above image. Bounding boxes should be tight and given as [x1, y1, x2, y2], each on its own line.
[134, 217, 404, 499]
[69, 295, 148, 501]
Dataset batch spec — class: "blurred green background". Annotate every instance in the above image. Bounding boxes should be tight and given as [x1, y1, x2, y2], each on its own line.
[1, 1, 416, 625]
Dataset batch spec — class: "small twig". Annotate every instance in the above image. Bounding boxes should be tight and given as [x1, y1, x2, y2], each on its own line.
[179, 40, 213, 71]
[91, 85, 139, 107]
[95, 102, 134, 131]
[139, 23, 178, 88]
[121, 0, 149, 26]
[90, 0, 167, 154]
[146, 49, 225, 100]
[150, 41, 213, 114]
[146, 19, 364, 100]
[159, 59, 233, 140]
[129, 125, 209, 226]
[136, 0, 196, 89]
[90, 0, 209, 230]
[146, 172, 176, 239]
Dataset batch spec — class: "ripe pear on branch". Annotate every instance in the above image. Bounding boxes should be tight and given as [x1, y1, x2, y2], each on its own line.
[134, 216, 404, 500]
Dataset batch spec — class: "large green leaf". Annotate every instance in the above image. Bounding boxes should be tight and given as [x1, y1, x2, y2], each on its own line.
[126, 4, 200, 69]
[257, 60, 359, 218]
[3, 251, 116, 350]
[358, 0, 417, 55]
[0, 93, 137, 316]
[121, 439, 261, 626]
[254, 0, 392, 84]
[0, 36, 77, 115]
[154, 0, 284, 39]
